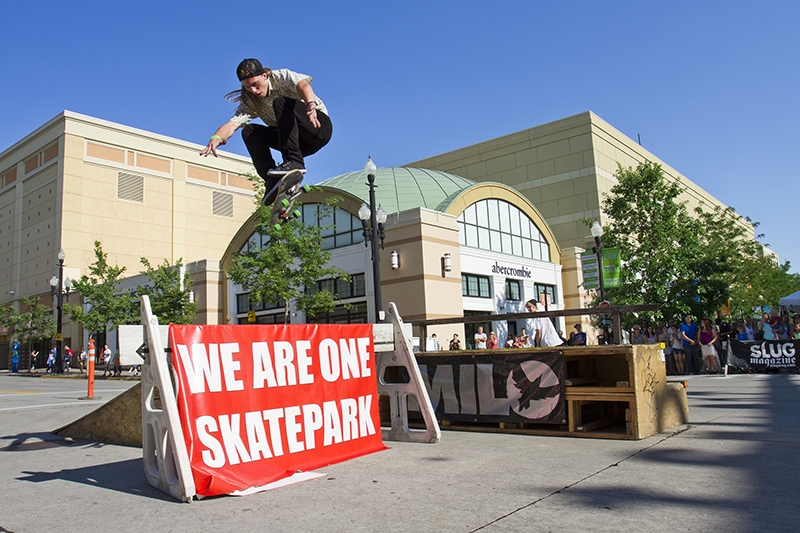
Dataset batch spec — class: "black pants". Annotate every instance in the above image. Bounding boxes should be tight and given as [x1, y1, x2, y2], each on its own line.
[685, 344, 701, 374]
[241, 97, 332, 202]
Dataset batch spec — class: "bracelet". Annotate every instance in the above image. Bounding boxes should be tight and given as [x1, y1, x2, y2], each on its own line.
[210, 135, 222, 141]
[306, 101, 317, 109]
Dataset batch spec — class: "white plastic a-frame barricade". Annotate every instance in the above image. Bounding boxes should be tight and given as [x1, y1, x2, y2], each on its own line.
[377, 302, 441, 443]
[140, 296, 196, 502]
[137, 298, 439, 502]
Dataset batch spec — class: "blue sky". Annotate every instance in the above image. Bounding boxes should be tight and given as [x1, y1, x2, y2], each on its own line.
[2, 1, 798, 271]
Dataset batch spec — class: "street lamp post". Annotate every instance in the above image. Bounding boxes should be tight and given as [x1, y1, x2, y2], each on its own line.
[591, 220, 618, 344]
[590, 220, 606, 303]
[49, 249, 71, 374]
[358, 158, 387, 322]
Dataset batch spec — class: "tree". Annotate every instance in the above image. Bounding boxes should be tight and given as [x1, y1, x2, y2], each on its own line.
[227, 191, 350, 323]
[596, 161, 705, 322]
[597, 161, 798, 324]
[6, 296, 56, 356]
[65, 241, 136, 346]
[728, 251, 800, 318]
[136, 258, 197, 324]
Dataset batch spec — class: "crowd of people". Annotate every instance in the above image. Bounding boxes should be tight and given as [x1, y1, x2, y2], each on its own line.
[433, 306, 800, 373]
[628, 311, 800, 375]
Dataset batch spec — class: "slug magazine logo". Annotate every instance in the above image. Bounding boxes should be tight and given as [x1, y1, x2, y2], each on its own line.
[749, 342, 797, 367]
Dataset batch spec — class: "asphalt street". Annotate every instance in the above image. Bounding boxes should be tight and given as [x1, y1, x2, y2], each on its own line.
[0, 372, 798, 533]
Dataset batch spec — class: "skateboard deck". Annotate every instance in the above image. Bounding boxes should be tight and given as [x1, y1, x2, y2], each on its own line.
[268, 170, 307, 227]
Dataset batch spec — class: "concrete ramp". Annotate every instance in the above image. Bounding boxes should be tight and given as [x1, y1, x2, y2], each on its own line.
[54, 383, 143, 447]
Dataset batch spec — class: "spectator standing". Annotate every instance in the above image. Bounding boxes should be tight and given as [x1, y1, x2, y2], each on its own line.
[520, 328, 531, 347]
[671, 322, 687, 374]
[645, 326, 657, 344]
[449, 334, 461, 351]
[473, 327, 488, 349]
[102, 344, 112, 377]
[63, 346, 72, 373]
[680, 315, 700, 374]
[29, 350, 39, 373]
[699, 318, 721, 373]
[429, 333, 440, 351]
[744, 317, 755, 341]
[658, 325, 674, 374]
[631, 325, 645, 344]
[487, 331, 499, 349]
[758, 313, 775, 341]
[113, 351, 122, 377]
[46, 347, 56, 373]
[572, 324, 587, 346]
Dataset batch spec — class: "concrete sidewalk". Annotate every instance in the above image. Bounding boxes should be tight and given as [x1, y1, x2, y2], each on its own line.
[0, 373, 797, 533]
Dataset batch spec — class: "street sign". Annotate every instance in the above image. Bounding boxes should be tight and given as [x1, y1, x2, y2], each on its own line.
[580, 252, 599, 290]
[600, 317, 613, 327]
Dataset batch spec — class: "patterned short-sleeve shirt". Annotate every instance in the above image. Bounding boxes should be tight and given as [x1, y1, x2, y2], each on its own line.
[230, 68, 328, 128]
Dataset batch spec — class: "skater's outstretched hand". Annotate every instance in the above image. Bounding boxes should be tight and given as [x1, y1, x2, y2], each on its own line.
[201, 121, 238, 157]
[201, 137, 224, 157]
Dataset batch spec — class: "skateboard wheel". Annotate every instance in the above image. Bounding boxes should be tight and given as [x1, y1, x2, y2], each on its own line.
[281, 198, 290, 208]
[272, 223, 282, 231]
[291, 209, 301, 218]
[301, 184, 311, 193]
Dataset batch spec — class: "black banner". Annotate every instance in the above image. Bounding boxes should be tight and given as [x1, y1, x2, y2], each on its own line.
[727, 339, 798, 370]
[416, 351, 565, 424]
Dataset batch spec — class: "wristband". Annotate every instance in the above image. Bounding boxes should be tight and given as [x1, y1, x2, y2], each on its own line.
[306, 101, 317, 109]
[210, 135, 222, 141]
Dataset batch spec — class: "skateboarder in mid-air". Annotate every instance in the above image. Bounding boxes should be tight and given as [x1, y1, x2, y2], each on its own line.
[200, 58, 333, 206]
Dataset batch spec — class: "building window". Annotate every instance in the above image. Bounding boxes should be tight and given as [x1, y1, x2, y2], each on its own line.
[243, 203, 365, 253]
[305, 273, 365, 299]
[236, 293, 284, 314]
[457, 199, 550, 261]
[302, 204, 365, 250]
[462, 274, 491, 298]
[534, 283, 558, 305]
[307, 302, 368, 324]
[237, 312, 287, 325]
[505, 279, 522, 301]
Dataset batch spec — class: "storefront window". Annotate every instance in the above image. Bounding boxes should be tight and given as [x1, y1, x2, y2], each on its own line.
[534, 283, 558, 305]
[505, 279, 522, 301]
[457, 199, 550, 261]
[462, 274, 491, 298]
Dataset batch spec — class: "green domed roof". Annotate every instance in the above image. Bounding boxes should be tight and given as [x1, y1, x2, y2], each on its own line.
[319, 167, 476, 214]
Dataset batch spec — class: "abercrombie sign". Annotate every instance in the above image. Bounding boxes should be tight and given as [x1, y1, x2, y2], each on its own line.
[490, 262, 532, 278]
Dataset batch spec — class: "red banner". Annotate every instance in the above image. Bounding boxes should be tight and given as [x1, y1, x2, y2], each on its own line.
[169, 324, 386, 497]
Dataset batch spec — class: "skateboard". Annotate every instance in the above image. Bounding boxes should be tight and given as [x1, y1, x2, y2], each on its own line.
[267, 169, 310, 228]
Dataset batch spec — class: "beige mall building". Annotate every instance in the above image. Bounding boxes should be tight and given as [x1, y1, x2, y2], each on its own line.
[0, 110, 742, 366]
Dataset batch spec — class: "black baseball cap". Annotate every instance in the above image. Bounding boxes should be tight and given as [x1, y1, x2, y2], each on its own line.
[237, 58, 267, 81]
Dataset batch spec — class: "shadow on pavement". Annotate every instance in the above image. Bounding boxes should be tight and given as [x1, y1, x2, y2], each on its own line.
[17, 458, 176, 503]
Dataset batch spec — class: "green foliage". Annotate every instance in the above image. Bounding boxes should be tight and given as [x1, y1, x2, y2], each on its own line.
[728, 252, 800, 317]
[596, 161, 705, 322]
[227, 195, 350, 323]
[594, 160, 797, 325]
[65, 241, 136, 339]
[5, 296, 56, 353]
[137, 258, 197, 324]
